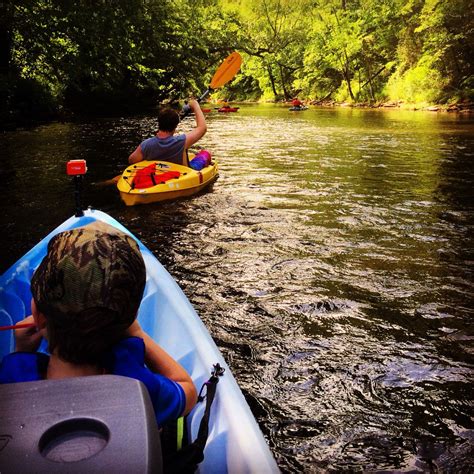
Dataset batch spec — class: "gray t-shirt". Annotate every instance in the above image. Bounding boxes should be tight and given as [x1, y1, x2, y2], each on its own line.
[140, 134, 186, 165]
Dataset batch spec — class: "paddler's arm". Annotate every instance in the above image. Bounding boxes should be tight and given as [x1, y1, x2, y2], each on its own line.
[184, 99, 207, 149]
[129, 145, 144, 165]
[126, 320, 198, 415]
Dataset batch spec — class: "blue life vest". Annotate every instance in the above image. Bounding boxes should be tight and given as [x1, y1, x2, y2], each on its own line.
[0, 337, 185, 427]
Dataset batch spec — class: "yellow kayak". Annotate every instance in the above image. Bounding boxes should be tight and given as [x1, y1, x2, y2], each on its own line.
[117, 158, 218, 206]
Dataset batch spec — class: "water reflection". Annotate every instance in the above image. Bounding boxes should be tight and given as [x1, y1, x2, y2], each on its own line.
[0, 105, 473, 472]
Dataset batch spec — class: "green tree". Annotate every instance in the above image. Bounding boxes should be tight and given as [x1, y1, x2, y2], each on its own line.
[222, 0, 310, 100]
[1, 0, 241, 124]
[300, 0, 402, 103]
[388, 0, 473, 102]
[2, 0, 472, 127]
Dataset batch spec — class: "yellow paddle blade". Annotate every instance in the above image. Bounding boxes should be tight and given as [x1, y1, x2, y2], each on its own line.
[209, 51, 242, 90]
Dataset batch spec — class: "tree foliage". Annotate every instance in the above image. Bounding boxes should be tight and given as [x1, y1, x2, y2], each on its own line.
[226, 0, 472, 104]
[0, 0, 237, 124]
[1, 0, 472, 126]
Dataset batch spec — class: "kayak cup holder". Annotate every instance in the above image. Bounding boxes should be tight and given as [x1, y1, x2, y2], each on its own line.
[39, 418, 109, 463]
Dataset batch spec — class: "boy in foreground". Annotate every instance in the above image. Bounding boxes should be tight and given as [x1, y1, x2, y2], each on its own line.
[0, 222, 197, 427]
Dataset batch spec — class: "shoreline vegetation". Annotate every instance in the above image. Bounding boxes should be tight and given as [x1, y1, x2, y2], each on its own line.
[1, 0, 472, 130]
[2, 99, 473, 132]
[284, 99, 474, 113]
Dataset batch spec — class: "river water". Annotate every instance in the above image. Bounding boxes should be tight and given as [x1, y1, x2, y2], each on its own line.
[1, 104, 473, 472]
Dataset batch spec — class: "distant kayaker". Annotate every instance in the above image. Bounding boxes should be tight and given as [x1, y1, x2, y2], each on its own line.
[129, 98, 207, 167]
[0, 222, 198, 427]
[181, 99, 192, 116]
[292, 97, 303, 108]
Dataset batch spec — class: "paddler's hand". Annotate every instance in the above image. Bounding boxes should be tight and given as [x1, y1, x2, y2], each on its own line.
[14, 315, 43, 352]
[189, 99, 200, 111]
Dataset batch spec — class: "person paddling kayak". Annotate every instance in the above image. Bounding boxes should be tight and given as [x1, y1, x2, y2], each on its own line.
[181, 99, 192, 116]
[129, 99, 207, 167]
[292, 97, 303, 108]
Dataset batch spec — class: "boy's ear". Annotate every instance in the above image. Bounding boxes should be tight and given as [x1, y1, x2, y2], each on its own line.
[31, 298, 47, 329]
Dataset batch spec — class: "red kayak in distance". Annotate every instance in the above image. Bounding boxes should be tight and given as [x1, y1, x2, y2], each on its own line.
[201, 108, 212, 113]
[217, 106, 240, 113]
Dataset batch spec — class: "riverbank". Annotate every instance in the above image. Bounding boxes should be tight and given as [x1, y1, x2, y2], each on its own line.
[305, 99, 474, 113]
[233, 98, 474, 113]
[3, 98, 473, 132]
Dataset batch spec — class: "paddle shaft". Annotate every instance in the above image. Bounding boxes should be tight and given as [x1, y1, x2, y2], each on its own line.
[0, 322, 36, 331]
[199, 88, 212, 103]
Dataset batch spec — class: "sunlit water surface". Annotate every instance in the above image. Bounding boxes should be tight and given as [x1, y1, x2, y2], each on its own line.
[1, 104, 473, 472]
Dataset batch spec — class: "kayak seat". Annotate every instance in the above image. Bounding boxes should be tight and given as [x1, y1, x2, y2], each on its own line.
[0, 310, 13, 359]
[0, 289, 26, 325]
[0, 290, 28, 360]
[0, 375, 162, 473]
[8, 278, 31, 314]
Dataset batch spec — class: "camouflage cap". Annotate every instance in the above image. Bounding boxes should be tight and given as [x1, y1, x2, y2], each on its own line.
[31, 225, 146, 323]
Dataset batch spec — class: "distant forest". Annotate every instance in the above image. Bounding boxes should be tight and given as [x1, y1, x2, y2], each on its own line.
[1, 0, 472, 125]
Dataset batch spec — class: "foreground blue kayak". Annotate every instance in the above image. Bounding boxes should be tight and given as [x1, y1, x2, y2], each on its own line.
[0, 209, 279, 473]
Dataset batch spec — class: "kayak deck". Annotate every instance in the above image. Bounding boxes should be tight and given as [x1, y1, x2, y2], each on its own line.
[116, 160, 218, 206]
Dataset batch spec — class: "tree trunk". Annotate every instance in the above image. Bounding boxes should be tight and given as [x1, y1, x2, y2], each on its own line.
[365, 60, 375, 101]
[267, 65, 278, 98]
[342, 49, 355, 101]
[278, 64, 290, 100]
[360, 65, 386, 94]
[343, 64, 355, 100]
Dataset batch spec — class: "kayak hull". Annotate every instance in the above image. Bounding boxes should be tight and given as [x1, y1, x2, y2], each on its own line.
[117, 160, 218, 206]
[217, 107, 239, 112]
[0, 209, 279, 474]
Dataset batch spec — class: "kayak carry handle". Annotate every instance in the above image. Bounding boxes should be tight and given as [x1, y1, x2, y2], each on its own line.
[198, 363, 225, 402]
[66, 160, 87, 217]
[211, 363, 225, 379]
